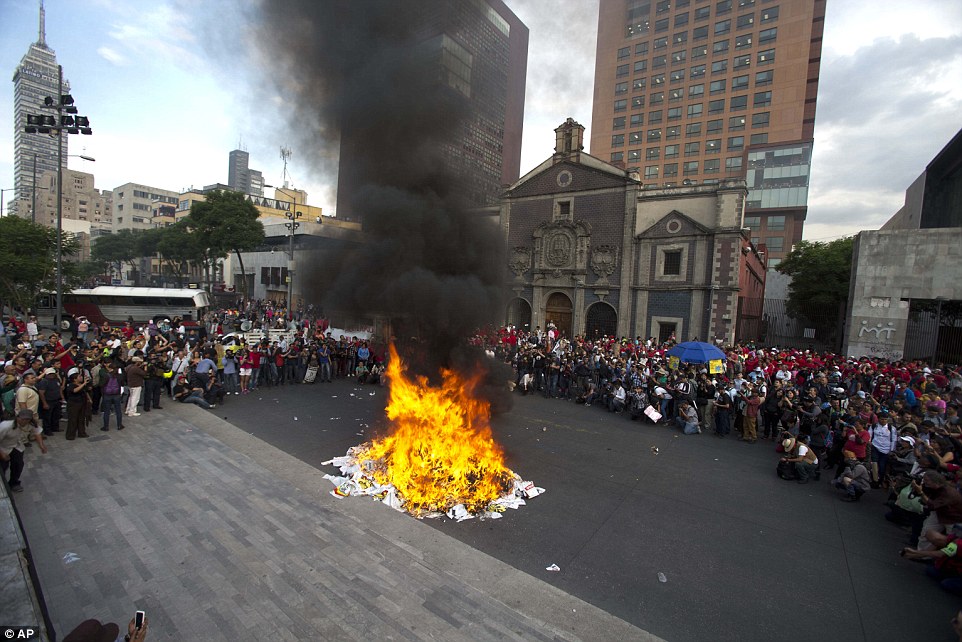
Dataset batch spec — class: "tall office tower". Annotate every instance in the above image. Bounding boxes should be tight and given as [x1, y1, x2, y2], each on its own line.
[11, 1, 69, 217]
[336, 0, 528, 221]
[227, 149, 264, 197]
[591, 0, 825, 263]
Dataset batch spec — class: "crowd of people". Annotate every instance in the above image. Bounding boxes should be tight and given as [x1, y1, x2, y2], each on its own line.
[485, 323, 962, 608]
[4, 306, 962, 636]
[0, 302, 386, 495]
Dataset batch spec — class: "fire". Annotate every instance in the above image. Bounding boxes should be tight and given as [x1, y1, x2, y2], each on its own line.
[353, 344, 513, 516]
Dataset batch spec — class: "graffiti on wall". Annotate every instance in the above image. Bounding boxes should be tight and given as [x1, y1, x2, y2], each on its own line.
[857, 320, 903, 360]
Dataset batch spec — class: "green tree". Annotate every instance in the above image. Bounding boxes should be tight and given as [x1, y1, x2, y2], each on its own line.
[91, 229, 146, 285]
[155, 221, 202, 286]
[0, 216, 81, 314]
[776, 236, 854, 349]
[184, 190, 264, 297]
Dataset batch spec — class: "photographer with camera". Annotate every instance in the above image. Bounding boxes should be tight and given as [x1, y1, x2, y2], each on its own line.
[64, 370, 91, 440]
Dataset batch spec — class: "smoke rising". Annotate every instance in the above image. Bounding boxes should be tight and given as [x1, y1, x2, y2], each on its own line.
[251, 1, 507, 376]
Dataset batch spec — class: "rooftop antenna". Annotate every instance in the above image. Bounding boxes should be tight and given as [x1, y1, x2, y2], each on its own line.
[38, 0, 47, 48]
[280, 146, 292, 188]
[237, 135, 247, 152]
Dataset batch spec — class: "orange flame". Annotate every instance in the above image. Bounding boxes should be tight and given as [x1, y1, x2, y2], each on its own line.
[355, 344, 513, 516]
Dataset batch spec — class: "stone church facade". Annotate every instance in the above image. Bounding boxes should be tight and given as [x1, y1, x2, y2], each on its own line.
[500, 119, 763, 344]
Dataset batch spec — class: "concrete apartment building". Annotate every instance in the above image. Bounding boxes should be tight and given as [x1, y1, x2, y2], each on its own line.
[590, 0, 825, 263]
[111, 182, 180, 232]
[227, 148, 264, 197]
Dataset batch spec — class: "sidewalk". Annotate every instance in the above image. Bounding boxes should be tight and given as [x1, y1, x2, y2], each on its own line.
[10, 402, 659, 641]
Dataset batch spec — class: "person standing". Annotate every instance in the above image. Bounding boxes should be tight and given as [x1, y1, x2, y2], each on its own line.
[141, 355, 164, 413]
[14, 371, 41, 424]
[36, 368, 63, 436]
[739, 384, 764, 444]
[714, 385, 733, 437]
[64, 371, 91, 440]
[98, 361, 125, 431]
[125, 357, 147, 417]
[0, 409, 48, 492]
[869, 410, 898, 488]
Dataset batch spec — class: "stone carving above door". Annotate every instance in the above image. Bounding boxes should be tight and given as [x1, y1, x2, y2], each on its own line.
[590, 245, 619, 286]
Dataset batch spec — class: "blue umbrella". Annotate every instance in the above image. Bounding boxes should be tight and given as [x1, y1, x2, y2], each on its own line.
[666, 341, 726, 364]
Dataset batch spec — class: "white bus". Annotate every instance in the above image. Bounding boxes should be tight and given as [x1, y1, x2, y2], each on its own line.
[37, 286, 211, 329]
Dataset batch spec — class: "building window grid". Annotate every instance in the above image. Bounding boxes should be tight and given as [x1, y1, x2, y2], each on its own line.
[710, 79, 726, 94]
[736, 13, 754, 29]
[705, 138, 722, 153]
[617, 64, 630, 77]
[692, 44, 708, 59]
[685, 123, 702, 137]
[760, 6, 779, 23]
[704, 158, 721, 173]
[758, 27, 777, 43]
[757, 48, 775, 65]
[707, 119, 724, 133]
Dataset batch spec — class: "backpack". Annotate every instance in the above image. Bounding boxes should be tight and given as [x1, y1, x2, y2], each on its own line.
[104, 374, 121, 396]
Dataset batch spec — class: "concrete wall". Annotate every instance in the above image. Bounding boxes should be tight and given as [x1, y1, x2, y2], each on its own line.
[843, 228, 962, 359]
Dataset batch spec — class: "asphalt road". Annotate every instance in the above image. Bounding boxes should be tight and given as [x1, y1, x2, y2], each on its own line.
[216, 378, 958, 642]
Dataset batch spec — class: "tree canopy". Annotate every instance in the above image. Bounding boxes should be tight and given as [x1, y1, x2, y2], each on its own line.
[184, 190, 264, 297]
[776, 237, 854, 319]
[0, 216, 82, 314]
[88, 191, 266, 293]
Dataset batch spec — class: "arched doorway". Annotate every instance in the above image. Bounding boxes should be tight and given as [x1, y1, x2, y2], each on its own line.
[585, 302, 617, 340]
[505, 298, 532, 331]
[545, 292, 573, 338]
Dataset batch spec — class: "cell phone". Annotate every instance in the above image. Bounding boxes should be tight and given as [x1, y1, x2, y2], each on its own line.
[135, 610, 145, 629]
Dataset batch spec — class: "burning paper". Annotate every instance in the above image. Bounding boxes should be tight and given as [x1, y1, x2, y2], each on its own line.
[324, 344, 543, 519]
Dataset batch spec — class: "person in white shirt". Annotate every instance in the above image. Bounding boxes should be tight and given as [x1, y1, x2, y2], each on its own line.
[609, 381, 627, 413]
[869, 410, 899, 487]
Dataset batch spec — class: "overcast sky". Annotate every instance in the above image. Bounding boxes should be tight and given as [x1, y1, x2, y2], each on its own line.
[1, 0, 960, 240]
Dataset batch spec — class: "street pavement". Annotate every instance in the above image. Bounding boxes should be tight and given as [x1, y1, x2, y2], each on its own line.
[10, 391, 655, 641]
[221, 378, 961, 642]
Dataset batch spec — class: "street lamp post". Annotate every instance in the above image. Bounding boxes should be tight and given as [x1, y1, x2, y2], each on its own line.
[23, 64, 93, 331]
[264, 184, 303, 310]
[0, 187, 13, 217]
[285, 210, 302, 309]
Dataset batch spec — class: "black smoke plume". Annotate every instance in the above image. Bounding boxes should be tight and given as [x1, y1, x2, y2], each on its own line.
[251, 1, 508, 383]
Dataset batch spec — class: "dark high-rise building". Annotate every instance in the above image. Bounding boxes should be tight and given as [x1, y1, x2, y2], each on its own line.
[590, 0, 825, 264]
[336, 0, 528, 221]
[227, 148, 264, 197]
[11, 1, 69, 217]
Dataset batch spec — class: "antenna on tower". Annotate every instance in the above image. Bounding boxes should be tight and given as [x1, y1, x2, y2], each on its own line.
[38, 0, 47, 48]
[237, 135, 247, 152]
[280, 146, 292, 188]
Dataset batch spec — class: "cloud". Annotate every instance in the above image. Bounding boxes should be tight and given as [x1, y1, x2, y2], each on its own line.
[100, 1, 203, 72]
[510, 1, 599, 168]
[808, 33, 962, 235]
[96, 46, 127, 66]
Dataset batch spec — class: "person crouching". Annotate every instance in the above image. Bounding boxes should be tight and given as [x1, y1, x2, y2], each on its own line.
[833, 450, 871, 501]
[781, 436, 820, 483]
